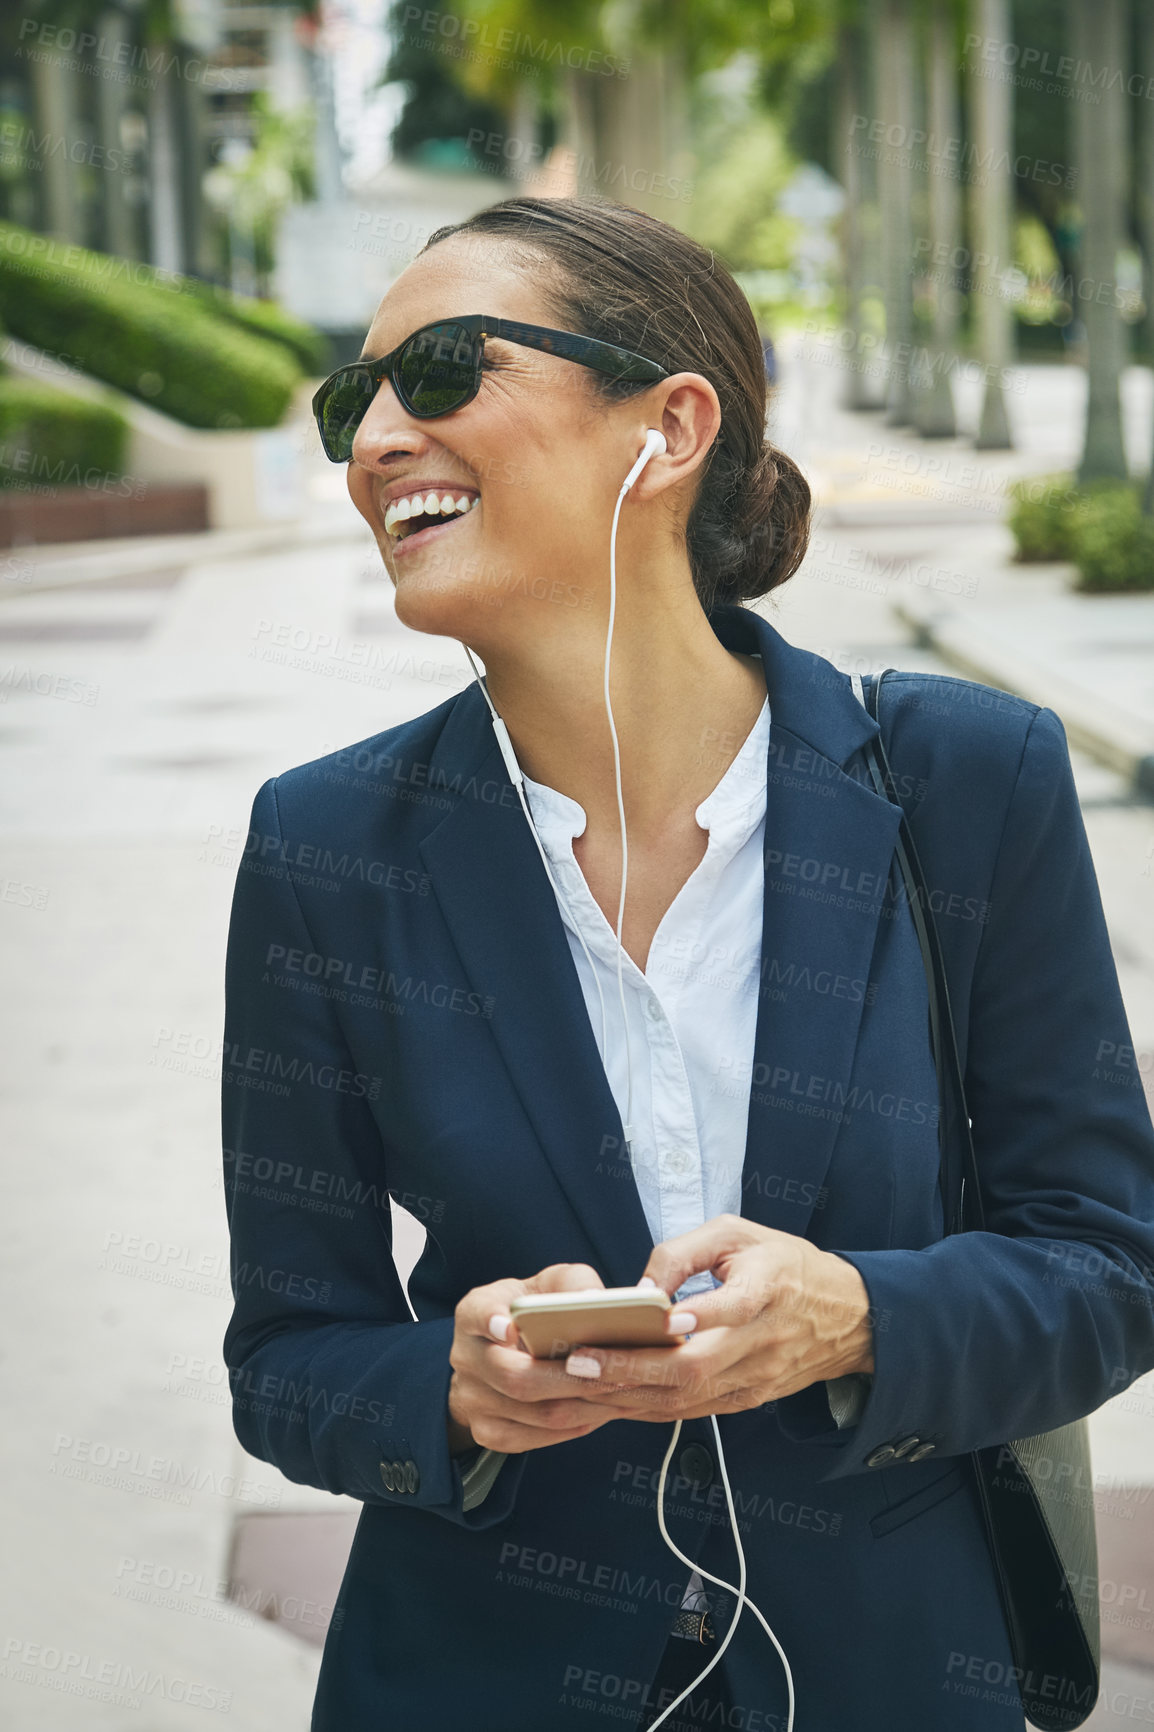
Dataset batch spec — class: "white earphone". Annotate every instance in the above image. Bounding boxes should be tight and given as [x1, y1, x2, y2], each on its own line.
[464, 427, 667, 1153]
[461, 428, 795, 1732]
[621, 426, 667, 492]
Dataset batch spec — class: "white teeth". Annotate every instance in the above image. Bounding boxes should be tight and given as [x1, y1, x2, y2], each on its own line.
[384, 488, 479, 538]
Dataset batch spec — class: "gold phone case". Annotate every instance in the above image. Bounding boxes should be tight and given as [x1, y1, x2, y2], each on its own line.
[509, 1288, 673, 1358]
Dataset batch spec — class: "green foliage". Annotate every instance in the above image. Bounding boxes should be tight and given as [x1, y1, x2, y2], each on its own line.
[1006, 472, 1081, 562]
[185, 284, 332, 374]
[202, 92, 318, 293]
[1068, 486, 1154, 594]
[0, 378, 128, 488]
[683, 111, 799, 276]
[1008, 472, 1154, 591]
[383, 0, 511, 156]
[0, 223, 301, 429]
[1005, 0, 1074, 255]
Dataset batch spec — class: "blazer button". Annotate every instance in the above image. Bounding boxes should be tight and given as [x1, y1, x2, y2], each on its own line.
[891, 1436, 921, 1459]
[380, 1460, 396, 1491]
[908, 1441, 936, 1461]
[865, 1445, 896, 1468]
[404, 1459, 420, 1493]
[678, 1444, 714, 1488]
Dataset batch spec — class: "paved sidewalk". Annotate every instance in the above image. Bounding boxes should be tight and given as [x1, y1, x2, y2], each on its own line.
[13, 338, 1154, 794]
[2, 333, 1154, 1731]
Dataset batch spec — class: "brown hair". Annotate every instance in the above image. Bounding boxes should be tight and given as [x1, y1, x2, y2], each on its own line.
[421, 195, 811, 614]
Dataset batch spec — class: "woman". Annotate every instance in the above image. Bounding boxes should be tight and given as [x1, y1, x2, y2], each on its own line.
[221, 196, 1154, 1732]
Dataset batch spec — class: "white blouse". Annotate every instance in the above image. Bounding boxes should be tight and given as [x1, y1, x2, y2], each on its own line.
[457, 679, 869, 1625]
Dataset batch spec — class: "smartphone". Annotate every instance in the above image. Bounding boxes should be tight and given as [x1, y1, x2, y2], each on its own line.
[508, 1284, 678, 1359]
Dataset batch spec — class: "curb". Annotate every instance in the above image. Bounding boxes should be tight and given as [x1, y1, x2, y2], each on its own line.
[1, 508, 370, 599]
[893, 596, 1154, 798]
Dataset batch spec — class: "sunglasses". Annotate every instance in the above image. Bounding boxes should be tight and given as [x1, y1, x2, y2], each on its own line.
[311, 314, 671, 463]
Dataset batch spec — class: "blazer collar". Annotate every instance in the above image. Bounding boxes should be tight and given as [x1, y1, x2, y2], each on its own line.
[418, 605, 899, 1287]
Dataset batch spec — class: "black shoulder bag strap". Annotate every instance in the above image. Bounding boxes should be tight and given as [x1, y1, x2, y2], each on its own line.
[853, 667, 1101, 1731]
[854, 670, 983, 1238]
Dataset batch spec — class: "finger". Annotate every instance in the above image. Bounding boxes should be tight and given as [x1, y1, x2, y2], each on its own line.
[561, 1335, 724, 1394]
[641, 1214, 765, 1300]
[656, 1264, 775, 1335]
[628, 1387, 769, 1424]
[485, 1337, 654, 1406]
[455, 1277, 534, 1346]
[497, 1264, 606, 1352]
[520, 1263, 605, 1294]
[469, 1412, 605, 1454]
[455, 1264, 605, 1348]
[465, 1379, 629, 1438]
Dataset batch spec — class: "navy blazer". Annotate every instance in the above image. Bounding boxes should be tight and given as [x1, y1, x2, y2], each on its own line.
[221, 603, 1154, 1732]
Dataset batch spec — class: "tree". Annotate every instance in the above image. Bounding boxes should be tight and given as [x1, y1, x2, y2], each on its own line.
[877, 0, 916, 424]
[911, 1, 961, 435]
[1138, 3, 1154, 367]
[1071, 0, 1128, 483]
[834, 1, 885, 408]
[966, 0, 1014, 448]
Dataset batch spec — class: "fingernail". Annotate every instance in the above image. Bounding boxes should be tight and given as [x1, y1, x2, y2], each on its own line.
[566, 1355, 601, 1378]
[668, 1312, 697, 1332]
[637, 1275, 659, 1289]
[489, 1313, 509, 1341]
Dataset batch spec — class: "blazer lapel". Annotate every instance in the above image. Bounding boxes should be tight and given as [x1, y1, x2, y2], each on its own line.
[417, 605, 901, 1279]
[418, 706, 655, 1289]
[711, 608, 904, 1245]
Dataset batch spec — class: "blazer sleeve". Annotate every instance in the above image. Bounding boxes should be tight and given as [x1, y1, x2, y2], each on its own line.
[783, 704, 1154, 1479]
[220, 775, 527, 1526]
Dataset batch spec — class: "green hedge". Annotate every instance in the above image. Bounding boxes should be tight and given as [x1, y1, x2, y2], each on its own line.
[0, 378, 128, 490]
[1008, 471, 1154, 591]
[0, 224, 301, 430]
[1006, 473, 1082, 562]
[1069, 486, 1154, 593]
[187, 285, 333, 374]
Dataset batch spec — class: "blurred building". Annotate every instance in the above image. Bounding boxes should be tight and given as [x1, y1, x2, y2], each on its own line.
[0, 0, 341, 280]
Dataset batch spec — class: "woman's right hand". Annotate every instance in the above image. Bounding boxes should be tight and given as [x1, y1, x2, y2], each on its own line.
[447, 1263, 634, 1455]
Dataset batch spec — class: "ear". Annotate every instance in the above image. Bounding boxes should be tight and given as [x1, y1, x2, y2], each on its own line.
[631, 373, 721, 497]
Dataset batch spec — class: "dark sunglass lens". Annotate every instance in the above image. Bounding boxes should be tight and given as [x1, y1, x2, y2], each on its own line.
[316, 368, 374, 461]
[397, 323, 477, 416]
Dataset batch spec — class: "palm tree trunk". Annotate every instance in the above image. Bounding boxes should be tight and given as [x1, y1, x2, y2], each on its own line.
[585, 50, 679, 221]
[1072, 0, 1128, 482]
[837, 10, 886, 409]
[1140, 1, 1154, 368]
[967, 0, 1014, 448]
[28, 45, 83, 243]
[878, 0, 916, 424]
[97, 9, 138, 258]
[147, 53, 184, 273]
[913, 3, 959, 436]
[558, 64, 598, 195]
[506, 82, 539, 187]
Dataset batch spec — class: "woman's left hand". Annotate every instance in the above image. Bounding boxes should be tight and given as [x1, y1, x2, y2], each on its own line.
[563, 1214, 875, 1422]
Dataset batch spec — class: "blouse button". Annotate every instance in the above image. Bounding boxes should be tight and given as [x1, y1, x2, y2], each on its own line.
[645, 997, 664, 1022]
[663, 1148, 693, 1175]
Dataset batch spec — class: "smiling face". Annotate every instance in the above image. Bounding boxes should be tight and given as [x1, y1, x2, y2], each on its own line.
[345, 234, 669, 650]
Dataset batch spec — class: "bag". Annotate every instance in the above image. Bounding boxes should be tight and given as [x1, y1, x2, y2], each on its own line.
[852, 668, 1101, 1731]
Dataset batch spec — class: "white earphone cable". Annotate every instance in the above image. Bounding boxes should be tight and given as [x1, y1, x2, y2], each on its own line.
[606, 478, 635, 1148]
[645, 1413, 795, 1731]
[462, 430, 796, 1728]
